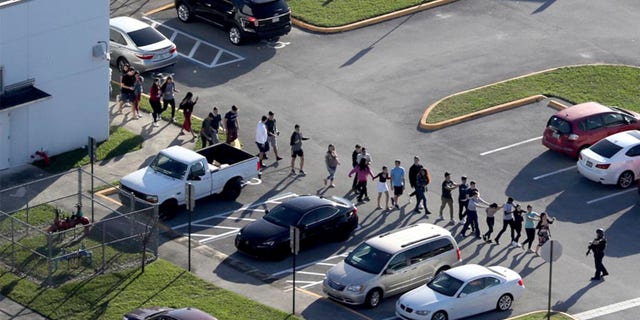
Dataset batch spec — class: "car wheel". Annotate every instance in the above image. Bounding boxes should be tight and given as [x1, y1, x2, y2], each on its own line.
[159, 199, 178, 220]
[117, 57, 129, 72]
[333, 226, 353, 242]
[176, 2, 192, 22]
[228, 25, 244, 45]
[496, 294, 513, 311]
[364, 289, 382, 308]
[221, 178, 242, 201]
[431, 311, 448, 320]
[617, 171, 635, 189]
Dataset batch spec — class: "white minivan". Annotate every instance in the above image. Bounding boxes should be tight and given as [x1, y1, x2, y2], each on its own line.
[323, 223, 461, 308]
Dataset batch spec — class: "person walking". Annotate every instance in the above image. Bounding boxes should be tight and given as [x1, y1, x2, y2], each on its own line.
[390, 160, 406, 210]
[460, 191, 490, 239]
[131, 70, 144, 119]
[511, 204, 525, 248]
[200, 112, 216, 148]
[457, 176, 469, 225]
[439, 172, 458, 223]
[587, 228, 609, 281]
[348, 158, 374, 202]
[265, 111, 283, 161]
[224, 105, 239, 144]
[324, 144, 340, 187]
[255, 115, 268, 168]
[290, 124, 309, 175]
[521, 205, 539, 252]
[535, 212, 555, 256]
[413, 168, 431, 214]
[149, 78, 163, 127]
[373, 166, 391, 210]
[357, 147, 372, 165]
[160, 76, 179, 121]
[408, 156, 423, 204]
[483, 203, 501, 242]
[118, 66, 135, 114]
[179, 92, 198, 137]
[494, 197, 516, 245]
[466, 181, 479, 232]
[210, 107, 222, 144]
[351, 145, 362, 191]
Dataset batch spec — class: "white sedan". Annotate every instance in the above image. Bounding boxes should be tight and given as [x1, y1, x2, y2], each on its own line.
[577, 130, 640, 188]
[395, 264, 525, 320]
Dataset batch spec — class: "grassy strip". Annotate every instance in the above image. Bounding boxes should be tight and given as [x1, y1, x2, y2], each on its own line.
[35, 126, 143, 174]
[427, 65, 640, 123]
[512, 312, 573, 320]
[289, 0, 436, 27]
[0, 259, 298, 320]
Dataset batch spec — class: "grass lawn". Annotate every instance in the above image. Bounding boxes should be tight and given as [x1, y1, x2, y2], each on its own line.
[426, 65, 640, 124]
[512, 312, 574, 320]
[289, 0, 438, 27]
[0, 259, 299, 320]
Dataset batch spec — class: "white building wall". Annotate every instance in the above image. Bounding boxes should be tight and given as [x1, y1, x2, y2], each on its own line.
[0, 0, 109, 169]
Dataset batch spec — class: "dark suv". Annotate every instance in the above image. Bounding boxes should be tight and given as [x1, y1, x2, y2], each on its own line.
[175, 0, 291, 45]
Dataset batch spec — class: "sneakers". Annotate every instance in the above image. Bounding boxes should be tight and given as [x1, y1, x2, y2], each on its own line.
[329, 183, 336, 188]
[290, 170, 296, 175]
[299, 170, 306, 175]
[171, 117, 176, 122]
[391, 198, 395, 206]
[153, 122, 159, 127]
[395, 204, 400, 210]
[494, 239, 500, 245]
[439, 215, 444, 220]
[458, 219, 466, 225]
[364, 197, 370, 202]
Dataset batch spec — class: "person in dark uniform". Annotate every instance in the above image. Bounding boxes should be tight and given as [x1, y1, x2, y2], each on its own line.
[587, 228, 609, 281]
[351, 145, 362, 191]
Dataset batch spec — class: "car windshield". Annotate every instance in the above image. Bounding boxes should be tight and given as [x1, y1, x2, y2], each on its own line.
[127, 27, 166, 47]
[263, 205, 303, 227]
[590, 139, 623, 158]
[547, 116, 572, 134]
[427, 272, 465, 297]
[344, 243, 392, 275]
[149, 154, 187, 180]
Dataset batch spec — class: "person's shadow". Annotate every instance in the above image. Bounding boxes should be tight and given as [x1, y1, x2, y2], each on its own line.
[552, 280, 604, 311]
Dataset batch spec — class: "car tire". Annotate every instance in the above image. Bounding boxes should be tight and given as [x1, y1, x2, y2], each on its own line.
[228, 25, 244, 45]
[221, 177, 242, 201]
[496, 293, 513, 311]
[364, 289, 382, 308]
[431, 311, 448, 320]
[117, 57, 130, 73]
[176, 2, 193, 22]
[159, 199, 178, 220]
[617, 171, 635, 189]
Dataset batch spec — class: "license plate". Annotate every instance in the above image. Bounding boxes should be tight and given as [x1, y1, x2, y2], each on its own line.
[157, 53, 170, 60]
[552, 132, 560, 139]
[586, 161, 593, 167]
[272, 16, 280, 22]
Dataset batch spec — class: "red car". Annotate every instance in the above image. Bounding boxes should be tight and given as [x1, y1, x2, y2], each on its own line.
[542, 102, 640, 158]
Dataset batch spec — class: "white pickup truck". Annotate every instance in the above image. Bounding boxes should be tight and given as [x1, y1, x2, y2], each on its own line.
[119, 143, 260, 219]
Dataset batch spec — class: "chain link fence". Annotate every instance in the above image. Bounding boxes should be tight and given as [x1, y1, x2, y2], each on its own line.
[0, 168, 158, 286]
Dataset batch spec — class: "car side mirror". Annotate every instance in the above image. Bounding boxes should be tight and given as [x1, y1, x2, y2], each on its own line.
[188, 174, 201, 181]
[385, 269, 396, 275]
[458, 293, 467, 298]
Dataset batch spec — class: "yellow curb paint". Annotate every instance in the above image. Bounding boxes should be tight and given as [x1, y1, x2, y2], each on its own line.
[94, 187, 123, 206]
[143, 3, 175, 16]
[292, 0, 459, 33]
[548, 99, 570, 110]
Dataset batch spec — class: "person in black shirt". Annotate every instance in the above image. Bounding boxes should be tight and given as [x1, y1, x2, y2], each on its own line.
[587, 228, 609, 280]
[351, 145, 362, 191]
[118, 66, 135, 114]
[439, 172, 458, 223]
[458, 176, 469, 224]
[408, 156, 423, 203]
[224, 105, 239, 144]
[265, 111, 282, 161]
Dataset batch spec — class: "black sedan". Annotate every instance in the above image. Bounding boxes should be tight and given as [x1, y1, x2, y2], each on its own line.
[123, 306, 217, 320]
[235, 195, 358, 259]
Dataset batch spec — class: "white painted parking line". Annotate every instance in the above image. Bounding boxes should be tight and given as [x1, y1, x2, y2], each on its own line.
[480, 136, 542, 156]
[200, 229, 239, 243]
[573, 297, 640, 320]
[296, 271, 326, 276]
[586, 188, 636, 204]
[142, 16, 245, 68]
[272, 254, 348, 277]
[285, 280, 324, 291]
[532, 165, 576, 180]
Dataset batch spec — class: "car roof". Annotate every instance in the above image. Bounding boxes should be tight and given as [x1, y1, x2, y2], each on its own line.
[109, 16, 150, 33]
[366, 223, 453, 254]
[445, 264, 495, 281]
[604, 130, 640, 147]
[553, 102, 613, 121]
[280, 195, 334, 212]
[160, 146, 203, 164]
[167, 307, 218, 320]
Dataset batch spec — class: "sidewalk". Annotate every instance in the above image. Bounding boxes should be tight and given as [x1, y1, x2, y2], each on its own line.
[0, 101, 360, 320]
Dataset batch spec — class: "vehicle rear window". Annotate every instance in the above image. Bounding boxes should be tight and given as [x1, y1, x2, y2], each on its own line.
[590, 139, 623, 158]
[547, 116, 571, 134]
[127, 27, 166, 47]
[242, 0, 289, 18]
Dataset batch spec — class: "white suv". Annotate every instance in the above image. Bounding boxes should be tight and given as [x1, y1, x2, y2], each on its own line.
[323, 223, 461, 308]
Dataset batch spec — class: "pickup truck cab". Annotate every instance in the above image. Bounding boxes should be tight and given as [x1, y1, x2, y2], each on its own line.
[119, 143, 260, 219]
[175, 0, 292, 45]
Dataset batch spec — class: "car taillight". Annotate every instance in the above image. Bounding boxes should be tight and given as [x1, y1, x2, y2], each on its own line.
[595, 163, 611, 169]
[135, 53, 154, 60]
[350, 207, 358, 217]
[518, 278, 524, 287]
[169, 46, 177, 53]
[257, 160, 261, 171]
[568, 133, 579, 141]
[456, 248, 461, 261]
[247, 16, 258, 26]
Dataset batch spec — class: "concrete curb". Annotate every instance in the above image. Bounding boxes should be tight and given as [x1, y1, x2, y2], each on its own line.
[143, 3, 175, 16]
[507, 310, 578, 320]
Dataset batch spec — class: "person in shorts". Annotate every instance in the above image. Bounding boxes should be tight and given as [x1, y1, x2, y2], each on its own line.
[290, 124, 309, 175]
[255, 115, 268, 168]
[266, 111, 283, 161]
[390, 160, 405, 210]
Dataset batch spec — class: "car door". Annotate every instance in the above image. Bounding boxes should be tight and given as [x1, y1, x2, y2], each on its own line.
[298, 206, 338, 245]
[202, 0, 235, 25]
[623, 144, 640, 178]
[380, 251, 415, 297]
[186, 159, 212, 199]
[455, 278, 488, 319]
[580, 114, 605, 145]
[602, 112, 628, 136]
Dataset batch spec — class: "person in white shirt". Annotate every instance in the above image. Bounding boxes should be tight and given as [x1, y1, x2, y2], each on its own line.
[255, 115, 268, 168]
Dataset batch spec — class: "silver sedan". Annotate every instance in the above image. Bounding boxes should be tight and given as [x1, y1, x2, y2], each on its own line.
[109, 16, 177, 73]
